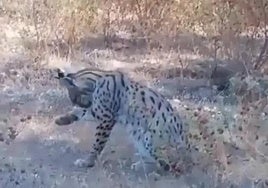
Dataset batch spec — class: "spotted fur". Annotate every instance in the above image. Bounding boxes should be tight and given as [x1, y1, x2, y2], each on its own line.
[54, 68, 191, 171]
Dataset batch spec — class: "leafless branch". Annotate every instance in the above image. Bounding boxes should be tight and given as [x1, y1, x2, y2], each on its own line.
[254, 2, 268, 69]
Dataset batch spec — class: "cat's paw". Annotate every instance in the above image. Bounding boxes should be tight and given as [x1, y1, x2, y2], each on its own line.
[55, 114, 78, 126]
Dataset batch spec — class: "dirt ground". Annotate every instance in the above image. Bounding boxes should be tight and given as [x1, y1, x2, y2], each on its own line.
[0, 53, 267, 188]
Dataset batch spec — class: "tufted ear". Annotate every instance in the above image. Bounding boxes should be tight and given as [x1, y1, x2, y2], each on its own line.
[53, 68, 65, 79]
[50, 67, 65, 79]
[51, 68, 73, 88]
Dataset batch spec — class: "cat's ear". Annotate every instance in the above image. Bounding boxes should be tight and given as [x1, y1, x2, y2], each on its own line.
[52, 68, 65, 79]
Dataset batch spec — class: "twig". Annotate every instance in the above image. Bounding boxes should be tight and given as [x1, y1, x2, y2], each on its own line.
[254, 32, 268, 69]
[32, 0, 40, 49]
[254, 2, 268, 69]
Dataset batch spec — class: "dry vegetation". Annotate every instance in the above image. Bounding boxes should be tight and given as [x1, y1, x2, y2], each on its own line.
[0, 0, 268, 187]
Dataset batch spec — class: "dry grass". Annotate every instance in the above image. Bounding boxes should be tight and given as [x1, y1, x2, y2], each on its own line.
[2, 0, 268, 61]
